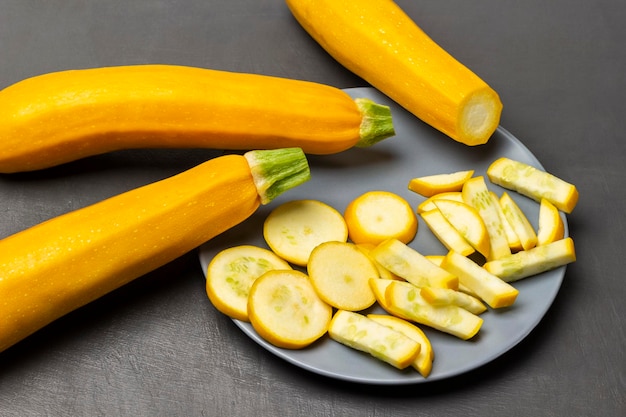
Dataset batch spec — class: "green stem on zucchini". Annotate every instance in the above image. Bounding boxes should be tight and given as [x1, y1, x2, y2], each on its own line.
[355, 98, 395, 147]
[244, 147, 311, 204]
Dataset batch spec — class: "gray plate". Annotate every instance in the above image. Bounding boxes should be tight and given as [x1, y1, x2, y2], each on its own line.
[198, 87, 568, 385]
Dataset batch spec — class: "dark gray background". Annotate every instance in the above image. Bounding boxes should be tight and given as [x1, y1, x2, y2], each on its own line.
[0, 1, 624, 416]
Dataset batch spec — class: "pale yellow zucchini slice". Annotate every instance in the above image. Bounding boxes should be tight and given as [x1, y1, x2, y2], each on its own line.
[385, 281, 483, 340]
[537, 198, 565, 246]
[408, 170, 474, 197]
[489, 191, 522, 252]
[307, 241, 378, 311]
[420, 209, 476, 256]
[420, 286, 487, 315]
[247, 270, 332, 349]
[367, 314, 434, 377]
[371, 239, 458, 289]
[499, 192, 538, 251]
[433, 199, 491, 258]
[344, 190, 418, 246]
[263, 199, 348, 266]
[483, 237, 576, 282]
[417, 191, 464, 213]
[328, 310, 421, 369]
[462, 177, 511, 260]
[441, 251, 519, 309]
[426, 252, 479, 298]
[205, 245, 292, 321]
[369, 278, 410, 319]
[487, 157, 579, 213]
[357, 243, 401, 281]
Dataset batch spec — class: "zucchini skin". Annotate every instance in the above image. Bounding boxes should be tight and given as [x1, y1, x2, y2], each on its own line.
[0, 155, 259, 352]
[286, 0, 503, 146]
[0, 65, 362, 173]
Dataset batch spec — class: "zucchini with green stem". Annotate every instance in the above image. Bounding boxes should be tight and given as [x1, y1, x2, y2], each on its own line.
[0, 65, 394, 173]
[0, 147, 310, 352]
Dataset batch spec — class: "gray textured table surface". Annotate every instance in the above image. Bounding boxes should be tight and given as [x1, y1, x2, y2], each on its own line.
[0, 1, 624, 416]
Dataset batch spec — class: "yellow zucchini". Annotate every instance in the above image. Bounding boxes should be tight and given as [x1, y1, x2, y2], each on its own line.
[0, 147, 310, 352]
[286, 0, 503, 145]
[0, 65, 394, 173]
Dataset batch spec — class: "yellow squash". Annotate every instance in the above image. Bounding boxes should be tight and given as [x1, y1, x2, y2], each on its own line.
[0, 147, 310, 352]
[286, 0, 503, 145]
[0, 65, 394, 173]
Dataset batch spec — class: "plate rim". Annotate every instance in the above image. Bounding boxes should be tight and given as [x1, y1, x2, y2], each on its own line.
[198, 87, 568, 385]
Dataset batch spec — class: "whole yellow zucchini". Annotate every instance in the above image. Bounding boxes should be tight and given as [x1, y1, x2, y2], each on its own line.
[285, 0, 503, 146]
[0, 65, 394, 173]
[0, 147, 310, 352]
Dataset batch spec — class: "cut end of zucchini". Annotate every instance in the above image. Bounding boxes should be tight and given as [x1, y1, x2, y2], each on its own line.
[244, 147, 311, 205]
[457, 89, 503, 146]
[355, 98, 395, 147]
